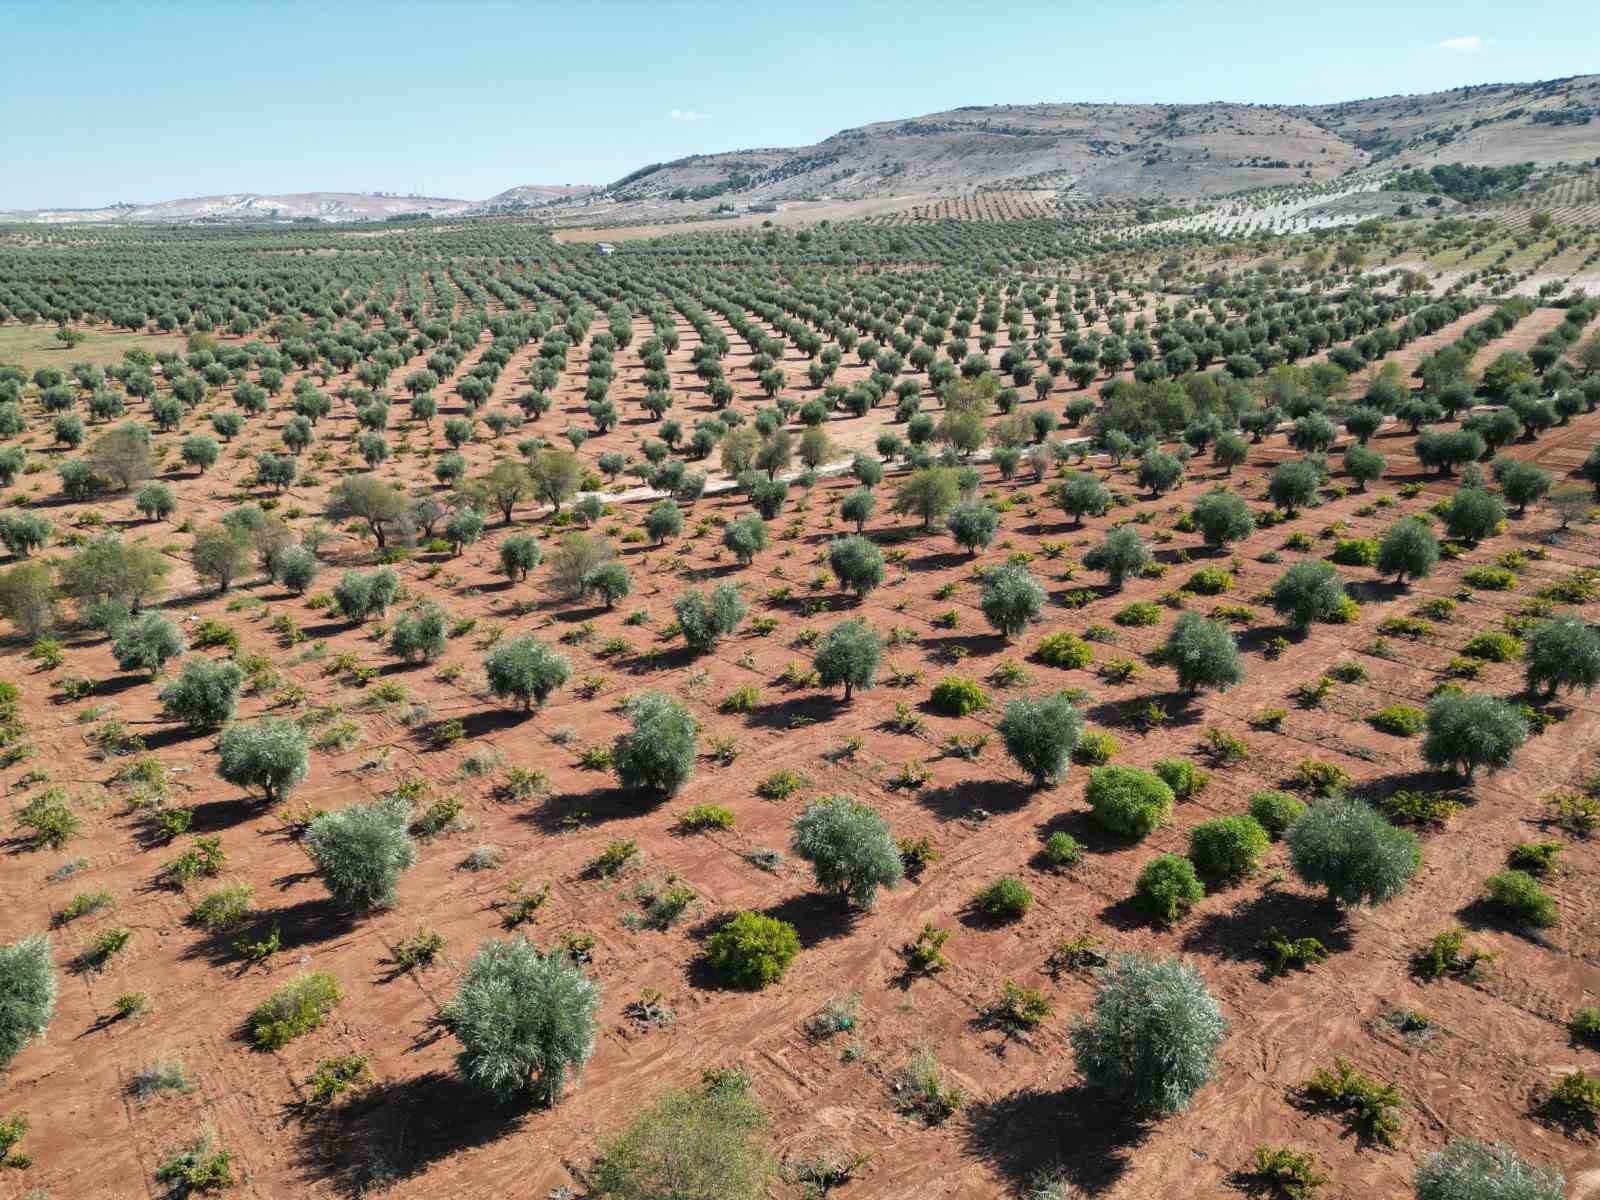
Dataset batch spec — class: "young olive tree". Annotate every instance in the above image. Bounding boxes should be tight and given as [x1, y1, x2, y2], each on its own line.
[158, 657, 245, 728]
[484, 636, 571, 711]
[1083, 526, 1151, 591]
[790, 795, 904, 909]
[979, 562, 1045, 640]
[111, 611, 185, 675]
[827, 535, 884, 600]
[305, 796, 417, 912]
[813, 618, 882, 701]
[998, 692, 1083, 787]
[0, 934, 57, 1069]
[443, 936, 600, 1106]
[592, 1073, 771, 1200]
[1069, 953, 1225, 1118]
[1421, 692, 1528, 780]
[613, 691, 698, 798]
[1158, 613, 1243, 694]
[946, 500, 999, 556]
[674, 583, 747, 650]
[1190, 490, 1254, 549]
[217, 718, 310, 803]
[1268, 562, 1349, 633]
[1414, 1139, 1564, 1200]
[1524, 614, 1600, 697]
[1286, 798, 1420, 906]
[1377, 517, 1439, 584]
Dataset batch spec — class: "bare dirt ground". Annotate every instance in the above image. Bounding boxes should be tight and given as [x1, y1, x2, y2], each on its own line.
[4, 305, 1600, 1199]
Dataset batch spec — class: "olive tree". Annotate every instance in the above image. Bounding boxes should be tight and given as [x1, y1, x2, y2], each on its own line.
[998, 692, 1083, 787]
[592, 1072, 770, 1200]
[613, 691, 698, 798]
[1268, 561, 1349, 633]
[498, 534, 542, 582]
[112, 611, 185, 675]
[1267, 460, 1320, 513]
[0, 934, 57, 1069]
[813, 618, 881, 700]
[443, 936, 600, 1106]
[1190, 490, 1254, 549]
[1158, 613, 1243, 694]
[484, 636, 571, 711]
[1444, 488, 1504, 543]
[840, 487, 876, 532]
[893, 466, 960, 528]
[674, 583, 747, 651]
[947, 500, 999, 556]
[1137, 449, 1184, 496]
[1069, 953, 1225, 1118]
[217, 718, 310, 803]
[389, 602, 448, 664]
[1083, 525, 1151, 591]
[790, 795, 904, 909]
[1286, 798, 1420, 906]
[827, 535, 884, 600]
[305, 796, 417, 912]
[1343, 444, 1385, 492]
[1524, 614, 1600, 697]
[1421, 692, 1528, 780]
[159, 657, 244, 728]
[1057, 472, 1110, 527]
[979, 562, 1045, 639]
[1414, 1139, 1564, 1200]
[722, 514, 768, 565]
[1377, 517, 1439, 584]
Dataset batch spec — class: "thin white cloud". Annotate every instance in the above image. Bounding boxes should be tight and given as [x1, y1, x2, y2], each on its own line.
[669, 109, 710, 122]
[1439, 35, 1484, 52]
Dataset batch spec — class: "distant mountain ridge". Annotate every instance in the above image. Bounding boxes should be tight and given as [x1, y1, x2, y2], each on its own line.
[6, 74, 1597, 223]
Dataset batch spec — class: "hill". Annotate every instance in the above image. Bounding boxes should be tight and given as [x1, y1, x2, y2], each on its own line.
[4, 74, 1597, 223]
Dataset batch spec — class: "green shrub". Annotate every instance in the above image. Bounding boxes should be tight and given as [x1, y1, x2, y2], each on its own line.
[971, 876, 1032, 922]
[1367, 705, 1426, 737]
[1035, 631, 1092, 669]
[1044, 831, 1081, 867]
[1248, 1146, 1329, 1199]
[1152, 757, 1209, 800]
[1087, 766, 1175, 838]
[929, 675, 988, 716]
[1183, 566, 1235, 595]
[704, 912, 800, 990]
[1481, 870, 1557, 928]
[1462, 631, 1522, 662]
[593, 1070, 772, 1200]
[1302, 1058, 1404, 1147]
[1072, 730, 1118, 765]
[249, 971, 342, 1050]
[1113, 601, 1161, 627]
[1134, 854, 1204, 922]
[1189, 815, 1270, 881]
[188, 883, 254, 932]
[679, 804, 735, 832]
[1462, 566, 1517, 591]
[1329, 538, 1378, 567]
[1248, 790, 1306, 838]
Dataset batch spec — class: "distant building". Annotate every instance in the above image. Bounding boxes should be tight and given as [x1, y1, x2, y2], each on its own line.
[747, 203, 779, 213]
[595, 242, 615, 256]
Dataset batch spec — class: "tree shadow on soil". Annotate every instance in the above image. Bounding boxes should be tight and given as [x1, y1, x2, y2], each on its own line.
[183, 897, 356, 969]
[1179, 889, 1352, 974]
[746, 693, 846, 731]
[912, 778, 1034, 822]
[760, 891, 862, 949]
[519, 784, 658, 834]
[961, 1085, 1144, 1194]
[290, 1073, 531, 1198]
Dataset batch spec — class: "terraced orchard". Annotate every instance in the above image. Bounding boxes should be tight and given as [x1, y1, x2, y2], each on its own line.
[1, 213, 1600, 1199]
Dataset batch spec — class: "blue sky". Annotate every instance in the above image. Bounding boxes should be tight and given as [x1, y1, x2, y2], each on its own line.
[3, 0, 1596, 209]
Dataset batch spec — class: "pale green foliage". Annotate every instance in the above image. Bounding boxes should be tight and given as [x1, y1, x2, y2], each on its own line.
[217, 718, 310, 802]
[0, 935, 57, 1068]
[1069, 953, 1225, 1117]
[813, 618, 882, 700]
[979, 562, 1045, 639]
[1421, 692, 1528, 779]
[592, 1071, 771, 1200]
[998, 692, 1083, 787]
[675, 583, 747, 650]
[613, 691, 698, 797]
[790, 795, 904, 909]
[1414, 1138, 1564, 1200]
[1269, 562, 1348, 632]
[484, 636, 571, 710]
[443, 936, 600, 1105]
[1287, 799, 1419, 906]
[305, 796, 417, 911]
[111, 611, 185, 674]
[159, 658, 244, 728]
[1524, 614, 1600, 697]
[1159, 613, 1242, 693]
[1083, 526, 1151, 590]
